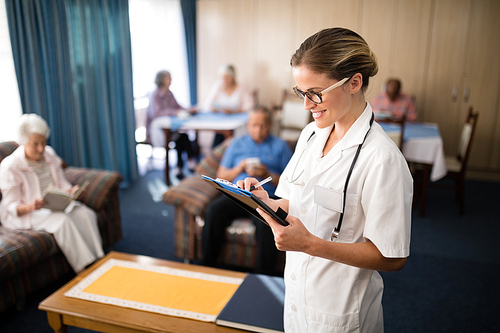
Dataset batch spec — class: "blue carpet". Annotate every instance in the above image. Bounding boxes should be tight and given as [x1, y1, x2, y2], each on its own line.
[1, 172, 499, 332]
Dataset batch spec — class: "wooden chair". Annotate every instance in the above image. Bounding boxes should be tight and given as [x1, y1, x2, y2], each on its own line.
[377, 114, 406, 150]
[441, 107, 479, 215]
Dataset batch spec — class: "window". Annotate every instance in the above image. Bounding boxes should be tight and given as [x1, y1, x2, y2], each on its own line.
[0, 1, 22, 142]
[129, 0, 190, 106]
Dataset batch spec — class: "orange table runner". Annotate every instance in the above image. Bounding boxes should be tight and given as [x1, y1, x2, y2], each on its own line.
[64, 259, 243, 322]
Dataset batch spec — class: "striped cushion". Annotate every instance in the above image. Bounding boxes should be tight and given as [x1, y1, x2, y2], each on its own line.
[164, 139, 231, 216]
[0, 141, 18, 163]
[64, 167, 123, 211]
[0, 227, 60, 280]
[0, 250, 70, 313]
[163, 176, 220, 216]
[195, 138, 232, 178]
[0, 142, 19, 203]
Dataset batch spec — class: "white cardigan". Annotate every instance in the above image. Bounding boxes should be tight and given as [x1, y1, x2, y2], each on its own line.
[0, 146, 72, 229]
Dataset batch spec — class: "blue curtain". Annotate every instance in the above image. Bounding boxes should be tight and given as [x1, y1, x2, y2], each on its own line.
[180, 0, 197, 105]
[5, 0, 138, 183]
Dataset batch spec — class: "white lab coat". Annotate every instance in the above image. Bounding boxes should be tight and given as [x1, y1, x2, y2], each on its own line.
[275, 104, 412, 333]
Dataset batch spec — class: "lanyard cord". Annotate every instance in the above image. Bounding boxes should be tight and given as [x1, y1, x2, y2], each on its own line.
[332, 113, 374, 240]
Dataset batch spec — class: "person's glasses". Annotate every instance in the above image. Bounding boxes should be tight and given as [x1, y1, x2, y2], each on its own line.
[293, 77, 350, 104]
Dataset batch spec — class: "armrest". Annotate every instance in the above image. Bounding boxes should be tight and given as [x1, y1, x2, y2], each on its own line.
[163, 176, 220, 216]
[64, 167, 123, 211]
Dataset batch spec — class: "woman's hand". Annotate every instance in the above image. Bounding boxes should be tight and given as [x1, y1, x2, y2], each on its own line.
[257, 208, 314, 252]
[17, 198, 45, 216]
[32, 198, 45, 210]
[237, 177, 270, 205]
[67, 185, 79, 195]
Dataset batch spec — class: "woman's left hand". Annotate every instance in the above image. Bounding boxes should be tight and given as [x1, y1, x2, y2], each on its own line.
[67, 185, 79, 195]
[257, 207, 314, 252]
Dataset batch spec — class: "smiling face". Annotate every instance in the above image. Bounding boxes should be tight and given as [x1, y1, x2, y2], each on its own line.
[292, 65, 353, 129]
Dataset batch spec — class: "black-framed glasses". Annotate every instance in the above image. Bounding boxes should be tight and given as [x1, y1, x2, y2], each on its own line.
[293, 77, 350, 104]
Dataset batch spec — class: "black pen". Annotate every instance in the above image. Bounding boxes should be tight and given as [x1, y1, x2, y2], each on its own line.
[249, 176, 272, 191]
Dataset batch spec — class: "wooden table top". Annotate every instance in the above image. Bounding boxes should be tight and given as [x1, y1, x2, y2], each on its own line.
[39, 251, 248, 333]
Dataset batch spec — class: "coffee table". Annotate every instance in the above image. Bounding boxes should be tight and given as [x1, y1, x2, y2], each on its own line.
[39, 251, 247, 333]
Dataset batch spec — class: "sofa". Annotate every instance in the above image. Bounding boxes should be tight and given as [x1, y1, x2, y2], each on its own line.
[163, 139, 285, 272]
[0, 141, 123, 313]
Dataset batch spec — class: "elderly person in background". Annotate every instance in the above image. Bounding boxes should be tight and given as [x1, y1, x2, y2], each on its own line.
[204, 64, 255, 147]
[371, 78, 416, 121]
[147, 70, 198, 179]
[0, 114, 104, 273]
[202, 106, 292, 276]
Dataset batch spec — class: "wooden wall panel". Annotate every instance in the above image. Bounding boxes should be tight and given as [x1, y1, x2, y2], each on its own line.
[254, 0, 295, 107]
[461, 0, 500, 169]
[359, 0, 398, 102]
[391, 0, 433, 121]
[293, 0, 360, 47]
[196, 0, 500, 175]
[196, 0, 255, 107]
[422, 0, 471, 155]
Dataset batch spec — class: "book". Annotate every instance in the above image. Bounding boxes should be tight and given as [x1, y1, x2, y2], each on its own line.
[201, 175, 288, 226]
[216, 274, 285, 333]
[42, 181, 89, 211]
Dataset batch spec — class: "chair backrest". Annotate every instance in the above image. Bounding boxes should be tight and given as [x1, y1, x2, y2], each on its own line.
[377, 114, 406, 150]
[0, 141, 19, 164]
[274, 89, 311, 144]
[457, 107, 479, 173]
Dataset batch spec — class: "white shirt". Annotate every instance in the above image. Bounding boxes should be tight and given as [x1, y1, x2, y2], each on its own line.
[275, 103, 413, 333]
[0, 146, 72, 229]
[203, 81, 254, 113]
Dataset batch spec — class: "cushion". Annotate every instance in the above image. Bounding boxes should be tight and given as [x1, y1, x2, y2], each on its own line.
[0, 227, 60, 280]
[0, 142, 20, 203]
[64, 167, 123, 211]
[195, 138, 232, 178]
[0, 141, 19, 163]
[163, 176, 220, 216]
[163, 138, 233, 216]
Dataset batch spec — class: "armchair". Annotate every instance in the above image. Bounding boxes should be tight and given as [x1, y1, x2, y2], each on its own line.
[163, 139, 285, 272]
[0, 141, 123, 312]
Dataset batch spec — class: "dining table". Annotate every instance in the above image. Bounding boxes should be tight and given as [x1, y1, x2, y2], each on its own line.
[379, 121, 447, 216]
[151, 112, 249, 186]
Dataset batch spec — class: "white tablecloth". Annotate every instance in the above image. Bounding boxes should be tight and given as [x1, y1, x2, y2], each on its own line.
[380, 122, 447, 181]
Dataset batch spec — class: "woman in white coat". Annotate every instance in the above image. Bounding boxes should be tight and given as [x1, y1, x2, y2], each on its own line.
[0, 114, 104, 273]
[239, 28, 413, 332]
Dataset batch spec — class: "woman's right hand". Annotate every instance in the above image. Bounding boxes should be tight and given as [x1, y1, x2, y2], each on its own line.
[17, 198, 45, 216]
[237, 177, 270, 205]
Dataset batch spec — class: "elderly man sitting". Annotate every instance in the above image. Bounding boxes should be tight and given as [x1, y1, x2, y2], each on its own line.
[202, 106, 292, 276]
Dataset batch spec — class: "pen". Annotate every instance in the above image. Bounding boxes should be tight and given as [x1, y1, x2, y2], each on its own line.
[249, 176, 272, 191]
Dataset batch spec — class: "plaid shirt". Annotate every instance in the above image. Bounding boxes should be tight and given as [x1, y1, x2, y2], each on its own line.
[371, 92, 416, 121]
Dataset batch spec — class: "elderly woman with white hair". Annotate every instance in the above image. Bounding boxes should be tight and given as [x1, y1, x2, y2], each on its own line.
[0, 114, 104, 273]
[204, 64, 255, 147]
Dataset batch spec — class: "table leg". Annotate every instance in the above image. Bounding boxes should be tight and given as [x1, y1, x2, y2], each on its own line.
[163, 128, 171, 186]
[419, 164, 432, 217]
[46, 311, 67, 333]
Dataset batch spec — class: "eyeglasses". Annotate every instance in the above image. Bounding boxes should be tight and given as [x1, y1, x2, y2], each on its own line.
[293, 77, 350, 104]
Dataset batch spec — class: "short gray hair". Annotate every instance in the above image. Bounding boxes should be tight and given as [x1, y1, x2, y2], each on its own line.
[218, 64, 236, 78]
[17, 114, 51, 145]
[155, 70, 171, 87]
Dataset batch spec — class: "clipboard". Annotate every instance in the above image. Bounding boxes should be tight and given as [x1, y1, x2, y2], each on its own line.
[201, 175, 289, 226]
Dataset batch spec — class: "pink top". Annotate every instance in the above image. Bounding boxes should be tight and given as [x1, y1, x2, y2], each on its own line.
[371, 92, 416, 121]
[0, 146, 72, 229]
[145, 88, 184, 142]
